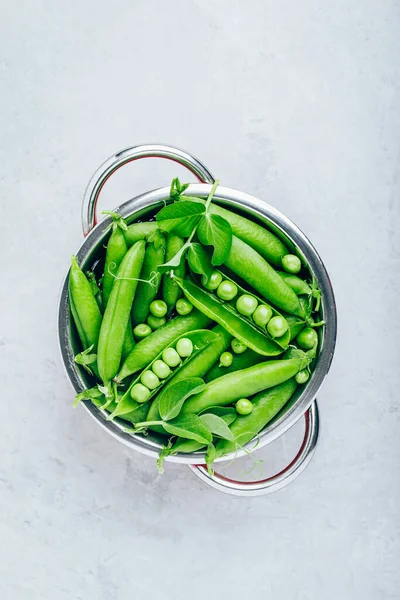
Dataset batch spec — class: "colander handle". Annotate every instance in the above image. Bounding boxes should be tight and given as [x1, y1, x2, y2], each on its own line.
[188, 400, 319, 497]
[81, 143, 215, 235]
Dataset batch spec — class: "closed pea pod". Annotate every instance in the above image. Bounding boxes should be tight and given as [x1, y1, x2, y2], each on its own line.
[69, 256, 102, 350]
[208, 203, 289, 267]
[131, 230, 166, 326]
[225, 236, 304, 317]
[214, 378, 298, 458]
[117, 311, 212, 381]
[182, 357, 310, 415]
[162, 234, 186, 312]
[124, 221, 158, 245]
[97, 240, 146, 384]
[102, 212, 128, 307]
[205, 348, 268, 382]
[277, 272, 312, 296]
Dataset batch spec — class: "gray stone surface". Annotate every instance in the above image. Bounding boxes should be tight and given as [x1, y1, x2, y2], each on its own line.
[1, 1, 399, 598]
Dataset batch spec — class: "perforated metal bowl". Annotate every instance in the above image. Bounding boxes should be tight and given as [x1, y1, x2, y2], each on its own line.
[58, 144, 336, 496]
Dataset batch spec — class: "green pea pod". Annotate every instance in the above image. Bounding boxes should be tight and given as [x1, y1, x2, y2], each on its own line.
[182, 357, 310, 415]
[277, 272, 312, 296]
[91, 392, 150, 425]
[207, 204, 289, 267]
[205, 348, 268, 382]
[117, 310, 212, 381]
[121, 324, 135, 362]
[131, 230, 166, 326]
[146, 324, 232, 427]
[109, 329, 219, 420]
[124, 221, 158, 246]
[225, 236, 304, 317]
[97, 240, 146, 384]
[284, 315, 307, 341]
[214, 378, 298, 458]
[197, 269, 290, 348]
[86, 271, 103, 313]
[162, 233, 186, 312]
[69, 256, 102, 350]
[173, 276, 284, 356]
[102, 216, 128, 307]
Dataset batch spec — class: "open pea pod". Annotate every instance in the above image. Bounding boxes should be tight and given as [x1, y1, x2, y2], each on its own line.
[212, 270, 290, 349]
[173, 277, 287, 356]
[108, 329, 218, 420]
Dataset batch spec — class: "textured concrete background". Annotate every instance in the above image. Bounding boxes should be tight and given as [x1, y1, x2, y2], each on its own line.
[1, 1, 399, 599]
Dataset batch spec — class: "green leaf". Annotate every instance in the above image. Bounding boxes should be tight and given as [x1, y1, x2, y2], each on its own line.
[200, 406, 237, 426]
[157, 241, 189, 274]
[205, 443, 216, 475]
[197, 214, 232, 265]
[156, 201, 205, 237]
[170, 177, 190, 201]
[158, 377, 206, 421]
[74, 344, 97, 375]
[157, 440, 174, 474]
[187, 243, 214, 279]
[199, 413, 234, 441]
[162, 414, 213, 444]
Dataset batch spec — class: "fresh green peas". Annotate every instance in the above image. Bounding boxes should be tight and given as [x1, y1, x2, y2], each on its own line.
[176, 337, 193, 357]
[267, 316, 289, 338]
[140, 370, 160, 390]
[219, 351, 233, 367]
[149, 299, 168, 318]
[236, 294, 258, 316]
[217, 280, 238, 301]
[231, 338, 247, 354]
[282, 254, 302, 274]
[162, 347, 181, 367]
[130, 383, 151, 403]
[202, 271, 223, 290]
[175, 298, 193, 315]
[134, 323, 152, 339]
[147, 315, 166, 330]
[295, 369, 310, 384]
[236, 398, 253, 415]
[152, 360, 171, 379]
[253, 304, 273, 327]
[296, 327, 318, 350]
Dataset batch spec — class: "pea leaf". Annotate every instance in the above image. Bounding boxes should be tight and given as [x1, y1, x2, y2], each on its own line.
[74, 345, 97, 375]
[73, 385, 103, 408]
[162, 414, 213, 444]
[157, 242, 189, 274]
[187, 243, 214, 280]
[159, 377, 206, 421]
[170, 177, 190, 201]
[156, 201, 205, 237]
[199, 413, 234, 441]
[200, 406, 237, 426]
[197, 214, 232, 265]
[205, 443, 216, 475]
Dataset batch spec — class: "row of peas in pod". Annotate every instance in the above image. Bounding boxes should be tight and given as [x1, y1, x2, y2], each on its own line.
[69, 177, 323, 474]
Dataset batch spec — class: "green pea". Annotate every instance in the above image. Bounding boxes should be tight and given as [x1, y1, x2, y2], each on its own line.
[152, 360, 171, 379]
[147, 315, 166, 330]
[296, 327, 318, 350]
[231, 338, 247, 354]
[267, 316, 288, 338]
[140, 370, 160, 390]
[149, 299, 168, 318]
[236, 294, 258, 316]
[217, 280, 238, 301]
[130, 383, 151, 403]
[202, 271, 223, 290]
[175, 298, 193, 315]
[236, 398, 253, 415]
[176, 337, 193, 357]
[282, 254, 302, 274]
[219, 351, 233, 367]
[162, 347, 181, 367]
[133, 323, 152, 339]
[253, 304, 273, 327]
[295, 370, 310, 384]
